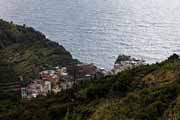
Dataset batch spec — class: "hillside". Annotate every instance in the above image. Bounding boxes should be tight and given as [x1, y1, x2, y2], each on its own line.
[1, 54, 179, 120]
[0, 19, 79, 101]
[0, 19, 79, 80]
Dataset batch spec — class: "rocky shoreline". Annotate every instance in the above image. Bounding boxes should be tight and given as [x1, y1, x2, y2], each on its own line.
[112, 54, 145, 74]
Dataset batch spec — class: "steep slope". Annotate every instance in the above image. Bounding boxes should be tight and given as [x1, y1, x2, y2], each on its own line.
[89, 54, 180, 120]
[0, 19, 80, 102]
[0, 19, 79, 80]
[1, 54, 179, 120]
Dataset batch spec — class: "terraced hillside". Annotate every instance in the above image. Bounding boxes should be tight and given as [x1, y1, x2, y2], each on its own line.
[0, 19, 79, 80]
[0, 19, 79, 101]
[1, 54, 179, 120]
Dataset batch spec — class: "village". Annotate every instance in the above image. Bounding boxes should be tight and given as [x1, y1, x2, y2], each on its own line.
[21, 63, 109, 99]
[20, 55, 145, 99]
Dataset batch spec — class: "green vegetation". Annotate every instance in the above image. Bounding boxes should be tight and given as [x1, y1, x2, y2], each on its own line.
[0, 54, 179, 120]
[0, 20, 179, 120]
[0, 19, 79, 80]
[0, 19, 79, 117]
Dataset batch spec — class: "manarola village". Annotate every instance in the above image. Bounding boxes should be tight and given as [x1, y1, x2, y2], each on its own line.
[0, 0, 180, 120]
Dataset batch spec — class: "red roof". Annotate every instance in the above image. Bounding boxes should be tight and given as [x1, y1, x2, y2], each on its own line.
[76, 64, 97, 77]
[40, 73, 58, 81]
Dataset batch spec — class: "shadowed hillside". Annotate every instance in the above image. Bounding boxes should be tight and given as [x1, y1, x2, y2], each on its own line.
[0, 19, 180, 120]
[0, 19, 79, 103]
[0, 19, 79, 80]
[1, 54, 179, 120]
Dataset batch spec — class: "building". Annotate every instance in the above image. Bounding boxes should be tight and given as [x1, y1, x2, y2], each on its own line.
[76, 63, 98, 80]
[23, 64, 108, 99]
[39, 70, 57, 81]
[21, 87, 27, 99]
[26, 80, 43, 98]
[42, 81, 51, 95]
[57, 67, 68, 77]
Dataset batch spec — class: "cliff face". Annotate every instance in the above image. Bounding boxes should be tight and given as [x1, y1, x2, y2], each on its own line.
[0, 19, 79, 80]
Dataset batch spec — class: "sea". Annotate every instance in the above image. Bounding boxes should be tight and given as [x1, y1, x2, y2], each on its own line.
[0, 0, 180, 69]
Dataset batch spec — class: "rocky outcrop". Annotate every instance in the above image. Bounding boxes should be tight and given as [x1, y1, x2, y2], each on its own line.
[113, 54, 145, 74]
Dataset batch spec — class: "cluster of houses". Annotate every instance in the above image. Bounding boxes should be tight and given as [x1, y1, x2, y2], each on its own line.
[20, 55, 146, 99]
[21, 63, 108, 99]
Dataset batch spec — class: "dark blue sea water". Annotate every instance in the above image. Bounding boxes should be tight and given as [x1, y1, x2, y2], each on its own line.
[1, 0, 180, 69]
